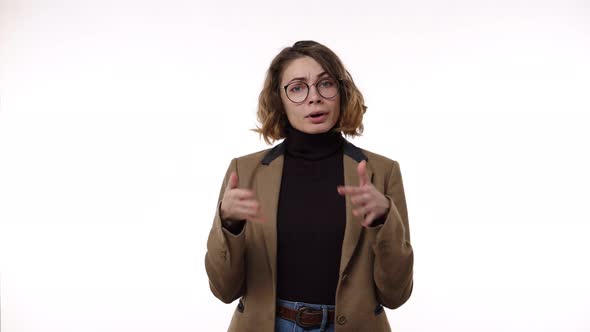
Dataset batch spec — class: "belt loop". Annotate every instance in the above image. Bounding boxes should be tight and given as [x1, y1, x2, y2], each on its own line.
[320, 305, 328, 332]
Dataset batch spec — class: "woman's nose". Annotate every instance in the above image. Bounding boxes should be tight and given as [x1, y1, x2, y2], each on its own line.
[307, 84, 322, 104]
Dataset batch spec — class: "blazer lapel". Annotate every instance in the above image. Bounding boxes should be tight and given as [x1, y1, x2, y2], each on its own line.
[339, 145, 372, 274]
[257, 152, 284, 292]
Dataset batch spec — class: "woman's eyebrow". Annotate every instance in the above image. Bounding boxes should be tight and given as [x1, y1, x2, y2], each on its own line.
[285, 72, 328, 84]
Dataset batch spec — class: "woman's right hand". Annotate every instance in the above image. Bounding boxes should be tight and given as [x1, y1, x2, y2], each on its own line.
[220, 171, 267, 223]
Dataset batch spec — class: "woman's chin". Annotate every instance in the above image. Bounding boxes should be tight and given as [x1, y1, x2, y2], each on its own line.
[301, 122, 335, 134]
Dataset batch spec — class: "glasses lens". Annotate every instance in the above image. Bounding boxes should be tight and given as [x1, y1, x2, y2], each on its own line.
[286, 82, 308, 103]
[317, 78, 338, 99]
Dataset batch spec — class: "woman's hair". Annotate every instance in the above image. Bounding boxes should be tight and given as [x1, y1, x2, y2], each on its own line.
[252, 40, 367, 145]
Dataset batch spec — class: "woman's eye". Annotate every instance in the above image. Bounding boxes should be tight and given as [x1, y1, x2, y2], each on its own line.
[289, 83, 305, 93]
[319, 80, 334, 88]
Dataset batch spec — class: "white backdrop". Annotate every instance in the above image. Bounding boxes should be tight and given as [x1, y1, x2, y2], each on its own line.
[1, 0, 589, 331]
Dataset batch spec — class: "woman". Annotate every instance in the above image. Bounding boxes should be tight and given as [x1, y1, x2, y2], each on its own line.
[205, 40, 413, 332]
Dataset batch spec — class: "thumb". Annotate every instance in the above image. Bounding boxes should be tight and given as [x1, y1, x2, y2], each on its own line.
[227, 171, 239, 190]
[357, 160, 369, 186]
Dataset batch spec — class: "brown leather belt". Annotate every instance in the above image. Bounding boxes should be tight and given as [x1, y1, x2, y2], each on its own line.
[276, 304, 335, 329]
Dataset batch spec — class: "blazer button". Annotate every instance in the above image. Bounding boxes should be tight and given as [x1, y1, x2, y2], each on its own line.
[337, 315, 347, 325]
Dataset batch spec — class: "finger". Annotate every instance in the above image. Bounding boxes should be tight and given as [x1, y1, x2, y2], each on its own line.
[252, 206, 268, 223]
[230, 189, 256, 199]
[354, 200, 377, 216]
[352, 204, 368, 217]
[237, 200, 260, 210]
[362, 212, 377, 227]
[352, 208, 361, 217]
[245, 209, 267, 223]
[357, 160, 370, 187]
[227, 171, 238, 190]
[350, 192, 371, 205]
[233, 205, 261, 220]
[337, 185, 367, 196]
[233, 203, 267, 223]
[247, 214, 267, 223]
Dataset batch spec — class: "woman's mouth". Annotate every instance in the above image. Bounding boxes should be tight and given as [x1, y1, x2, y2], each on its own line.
[307, 111, 327, 118]
[307, 112, 329, 123]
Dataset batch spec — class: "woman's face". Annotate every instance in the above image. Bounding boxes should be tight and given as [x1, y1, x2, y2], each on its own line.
[280, 56, 340, 134]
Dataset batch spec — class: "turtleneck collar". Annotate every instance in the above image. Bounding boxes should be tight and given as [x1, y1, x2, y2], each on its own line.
[284, 123, 344, 161]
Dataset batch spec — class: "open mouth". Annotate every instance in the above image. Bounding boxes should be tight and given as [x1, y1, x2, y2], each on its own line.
[308, 112, 327, 118]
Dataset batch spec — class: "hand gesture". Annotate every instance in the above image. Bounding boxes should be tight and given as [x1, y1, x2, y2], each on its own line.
[220, 172, 266, 223]
[337, 160, 390, 227]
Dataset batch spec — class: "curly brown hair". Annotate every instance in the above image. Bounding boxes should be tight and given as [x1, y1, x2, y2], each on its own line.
[252, 40, 367, 145]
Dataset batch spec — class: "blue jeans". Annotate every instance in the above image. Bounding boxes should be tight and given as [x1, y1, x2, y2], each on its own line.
[275, 298, 336, 332]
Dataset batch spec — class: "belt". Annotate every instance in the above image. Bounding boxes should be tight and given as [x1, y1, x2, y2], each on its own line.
[276, 304, 335, 329]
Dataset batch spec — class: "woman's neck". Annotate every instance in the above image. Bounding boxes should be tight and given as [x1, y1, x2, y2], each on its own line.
[284, 124, 344, 160]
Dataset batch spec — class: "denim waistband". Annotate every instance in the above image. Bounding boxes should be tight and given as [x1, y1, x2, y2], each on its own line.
[276, 298, 335, 331]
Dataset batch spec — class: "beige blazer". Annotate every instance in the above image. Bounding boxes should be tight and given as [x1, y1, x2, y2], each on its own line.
[205, 139, 413, 332]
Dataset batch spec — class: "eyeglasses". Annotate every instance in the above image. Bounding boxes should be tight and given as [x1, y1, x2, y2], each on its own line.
[282, 77, 340, 103]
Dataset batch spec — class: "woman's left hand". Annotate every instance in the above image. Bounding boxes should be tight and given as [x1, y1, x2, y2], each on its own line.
[337, 160, 390, 227]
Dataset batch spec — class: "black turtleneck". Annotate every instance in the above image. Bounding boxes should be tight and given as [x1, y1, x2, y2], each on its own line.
[276, 124, 347, 305]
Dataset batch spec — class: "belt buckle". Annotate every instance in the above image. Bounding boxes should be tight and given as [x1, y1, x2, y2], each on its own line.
[295, 306, 320, 329]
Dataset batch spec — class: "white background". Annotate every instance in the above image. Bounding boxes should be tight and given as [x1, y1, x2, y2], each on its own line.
[1, 0, 589, 331]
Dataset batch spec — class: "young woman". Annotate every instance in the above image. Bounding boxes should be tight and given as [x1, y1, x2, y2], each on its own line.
[205, 40, 413, 332]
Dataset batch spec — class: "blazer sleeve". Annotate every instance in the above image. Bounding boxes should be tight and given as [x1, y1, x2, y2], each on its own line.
[204, 158, 247, 304]
[372, 160, 414, 309]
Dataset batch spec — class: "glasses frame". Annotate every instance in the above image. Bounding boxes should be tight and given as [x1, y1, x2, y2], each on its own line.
[282, 77, 342, 104]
